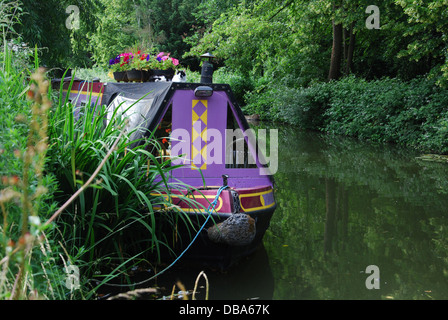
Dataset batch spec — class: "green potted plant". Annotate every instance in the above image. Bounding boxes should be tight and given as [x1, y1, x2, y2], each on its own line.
[146, 52, 179, 81]
[109, 51, 181, 82]
[127, 50, 148, 82]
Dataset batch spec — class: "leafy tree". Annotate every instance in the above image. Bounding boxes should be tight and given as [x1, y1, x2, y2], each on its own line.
[13, 0, 99, 68]
[395, 0, 448, 86]
[67, 0, 101, 67]
[15, 0, 72, 68]
[87, 0, 203, 68]
[185, 0, 331, 84]
[88, 0, 140, 66]
[139, 0, 204, 68]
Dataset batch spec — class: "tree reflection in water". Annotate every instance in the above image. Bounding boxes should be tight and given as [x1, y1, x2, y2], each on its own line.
[263, 125, 448, 300]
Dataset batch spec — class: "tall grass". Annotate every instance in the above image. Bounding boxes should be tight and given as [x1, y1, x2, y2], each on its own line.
[0, 44, 64, 299]
[0, 0, 207, 300]
[45, 74, 207, 297]
[0, 1, 68, 300]
[0, 47, 205, 299]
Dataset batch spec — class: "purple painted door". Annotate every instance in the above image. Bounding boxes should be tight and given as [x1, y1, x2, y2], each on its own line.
[170, 90, 226, 183]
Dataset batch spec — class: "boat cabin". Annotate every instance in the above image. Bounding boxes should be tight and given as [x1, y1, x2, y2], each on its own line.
[53, 76, 276, 267]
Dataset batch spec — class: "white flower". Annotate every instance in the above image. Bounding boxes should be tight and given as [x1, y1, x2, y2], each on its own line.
[29, 215, 41, 227]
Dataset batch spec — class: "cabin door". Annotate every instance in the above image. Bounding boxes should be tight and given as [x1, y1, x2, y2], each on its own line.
[169, 89, 228, 187]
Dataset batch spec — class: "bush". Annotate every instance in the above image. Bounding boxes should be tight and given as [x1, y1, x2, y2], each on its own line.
[321, 76, 448, 153]
[244, 77, 332, 129]
[212, 68, 254, 106]
[182, 67, 254, 106]
[246, 75, 448, 154]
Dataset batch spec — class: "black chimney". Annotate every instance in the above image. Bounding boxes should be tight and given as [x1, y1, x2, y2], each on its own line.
[200, 52, 215, 84]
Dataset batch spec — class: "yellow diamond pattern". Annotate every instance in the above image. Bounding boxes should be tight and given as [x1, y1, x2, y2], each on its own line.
[191, 100, 208, 170]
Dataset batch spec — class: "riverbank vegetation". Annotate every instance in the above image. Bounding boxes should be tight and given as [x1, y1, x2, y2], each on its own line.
[0, 48, 195, 299]
[15, 0, 446, 153]
[245, 76, 448, 153]
[184, 0, 448, 154]
[0, 2, 201, 299]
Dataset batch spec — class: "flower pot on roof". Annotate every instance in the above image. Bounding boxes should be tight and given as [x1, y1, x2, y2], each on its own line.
[109, 51, 181, 82]
[113, 71, 128, 82]
[126, 69, 145, 82]
[147, 52, 179, 81]
[109, 53, 132, 82]
[126, 51, 149, 82]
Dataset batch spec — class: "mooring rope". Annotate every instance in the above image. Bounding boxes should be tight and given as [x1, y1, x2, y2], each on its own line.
[94, 184, 229, 289]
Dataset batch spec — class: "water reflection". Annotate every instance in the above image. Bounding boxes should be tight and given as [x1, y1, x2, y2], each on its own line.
[112, 244, 274, 300]
[264, 126, 448, 299]
[153, 245, 274, 300]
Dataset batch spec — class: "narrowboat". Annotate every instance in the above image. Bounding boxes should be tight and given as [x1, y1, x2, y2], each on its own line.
[52, 66, 276, 268]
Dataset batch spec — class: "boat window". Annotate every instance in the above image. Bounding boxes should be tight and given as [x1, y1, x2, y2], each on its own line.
[153, 103, 172, 158]
[225, 103, 258, 169]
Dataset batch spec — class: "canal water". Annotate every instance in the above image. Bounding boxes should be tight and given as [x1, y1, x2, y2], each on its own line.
[261, 125, 448, 300]
[124, 124, 448, 300]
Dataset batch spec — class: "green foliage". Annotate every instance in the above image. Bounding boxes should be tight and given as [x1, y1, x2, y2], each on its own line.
[186, 0, 448, 90]
[0, 0, 21, 37]
[146, 0, 201, 60]
[46, 78, 203, 293]
[321, 76, 448, 153]
[395, 0, 448, 86]
[87, 0, 205, 68]
[15, 0, 98, 68]
[88, 0, 140, 67]
[244, 77, 333, 128]
[213, 68, 254, 105]
[8, 0, 448, 87]
[257, 76, 448, 153]
[0, 49, 64, 299]
[186, 1, 331, 82]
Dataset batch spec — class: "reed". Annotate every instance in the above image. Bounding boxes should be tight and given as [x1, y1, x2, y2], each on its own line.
[45, 72, 207, 297]
[0, 44, 64, 299]
[0, 44, 205, 299]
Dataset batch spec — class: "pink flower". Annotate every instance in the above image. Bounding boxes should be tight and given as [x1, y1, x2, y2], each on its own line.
[171, 58, 179, 66]
[161, 56, 169, 61]
[157, 52, 165, 58]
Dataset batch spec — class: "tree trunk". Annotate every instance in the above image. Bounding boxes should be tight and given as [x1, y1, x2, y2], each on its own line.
[328, 20, 343, 80]
[343, 27, 348, 63]
[345, 22, 355, 75]
[324, 178, 336, 254]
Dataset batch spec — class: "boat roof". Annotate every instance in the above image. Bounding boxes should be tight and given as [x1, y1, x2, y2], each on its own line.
[52, 78, 250, 133]
[101, 81, 251, 138]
